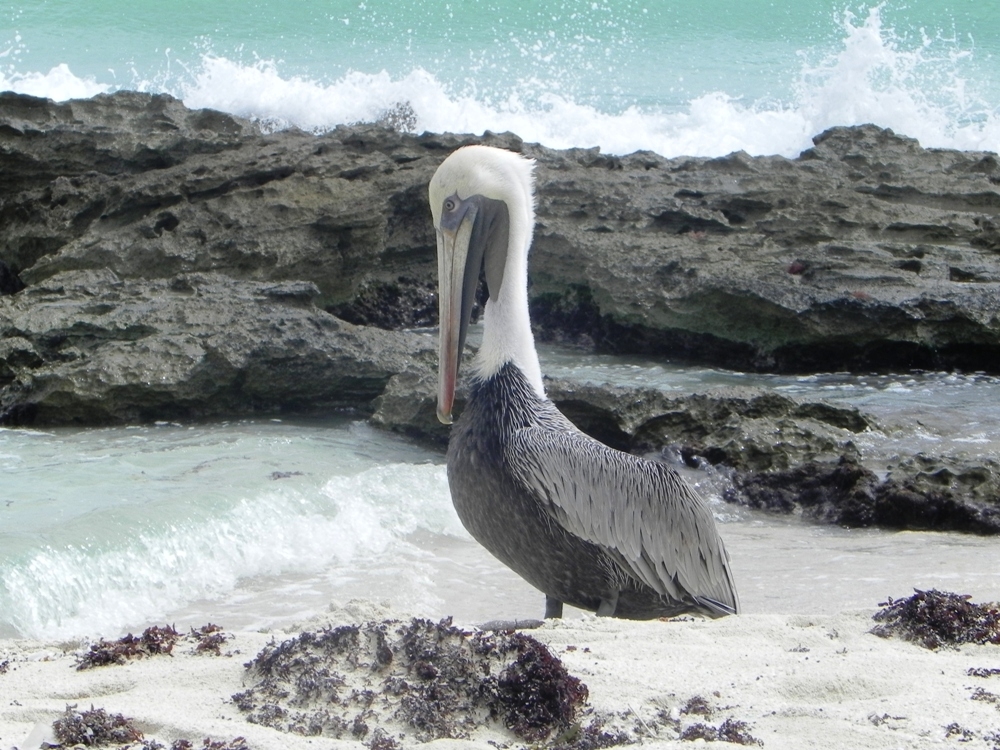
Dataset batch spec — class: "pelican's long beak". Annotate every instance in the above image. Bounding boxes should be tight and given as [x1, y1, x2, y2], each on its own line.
[436, 200, 484, 425]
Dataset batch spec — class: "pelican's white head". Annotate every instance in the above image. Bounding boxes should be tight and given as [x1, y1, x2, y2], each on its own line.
[429, 145, 535, 237]
[429, 145, 543, 424]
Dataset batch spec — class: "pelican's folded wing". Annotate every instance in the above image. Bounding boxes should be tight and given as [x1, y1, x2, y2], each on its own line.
[507, 420, 739, 615]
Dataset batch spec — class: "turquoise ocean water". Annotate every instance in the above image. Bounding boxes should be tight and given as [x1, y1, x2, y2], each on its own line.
[2, 0, 999, 156]
[2, 3, 1000, 640]
[3, 351, 1000, 640]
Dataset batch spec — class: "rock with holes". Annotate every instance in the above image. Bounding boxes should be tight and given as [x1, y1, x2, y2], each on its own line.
[0, 269, 433, 424]
[0, 90, 519, 312]
[4, 92, 1000, 430]
[2, 94, 1000, 375]
[524, 127, 1000, 373]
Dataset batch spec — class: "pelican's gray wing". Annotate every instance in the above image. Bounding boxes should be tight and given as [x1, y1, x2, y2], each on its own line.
[507, 414, 739, 616]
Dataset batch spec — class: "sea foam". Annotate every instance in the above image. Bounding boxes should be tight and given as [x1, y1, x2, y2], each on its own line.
[3, 7, 995, 158]
[0, 62, 109, 100]
[175, 9, 1000, 157]
[0, 463, 460, 640]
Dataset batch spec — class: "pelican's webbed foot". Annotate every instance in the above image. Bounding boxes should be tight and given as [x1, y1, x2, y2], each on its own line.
[596, 590, 619, 617]
[545, 596, 564, 619]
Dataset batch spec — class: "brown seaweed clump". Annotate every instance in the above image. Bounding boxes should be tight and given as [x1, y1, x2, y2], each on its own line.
[488, 631, 590, 740]
[232, 618, 595, 744]
[76, 625, 181, 670]
[76, 624, 232, 670]
[163, 740, 250, 750]
[944, 723, 976, 742]
[549, 720, 631, 750]
[659, 696, 762, 746]
[679, 718, 762, 746]
[871, 589, 1000, 650]
[679, 695, 713, 718]
[135, 738, 250, 750]
[969, 667, 1000, 678]
[52, 705, 144, 746]
[190, 623, 229, 655]
[364, 727, 402, 750]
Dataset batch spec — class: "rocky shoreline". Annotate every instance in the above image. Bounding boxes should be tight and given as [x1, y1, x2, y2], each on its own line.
[1, 90, 998, 532]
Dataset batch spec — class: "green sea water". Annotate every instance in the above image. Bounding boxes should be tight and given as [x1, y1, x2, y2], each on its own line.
[2, 0, 1000, 641]
[3, 0, 998, 155]
[3, 357, 1000, 639]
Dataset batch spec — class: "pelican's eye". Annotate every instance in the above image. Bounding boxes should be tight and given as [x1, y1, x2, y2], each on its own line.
[443, 197, 458, 213]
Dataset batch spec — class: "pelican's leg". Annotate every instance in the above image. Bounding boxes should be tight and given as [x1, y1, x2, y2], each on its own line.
[544, 596, 564, 619]
[596, 590, 619, 617]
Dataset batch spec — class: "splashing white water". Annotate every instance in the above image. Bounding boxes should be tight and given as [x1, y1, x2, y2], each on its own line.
[0, 62, 109, 100]
[0, 463, 459, 640]
[793, 6, 1000, 152]
[2, 7, 997, 157]
[176, 8, 999, 157]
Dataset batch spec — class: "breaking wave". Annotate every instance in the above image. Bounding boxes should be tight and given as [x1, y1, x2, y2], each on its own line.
[2, 7, 997, 157]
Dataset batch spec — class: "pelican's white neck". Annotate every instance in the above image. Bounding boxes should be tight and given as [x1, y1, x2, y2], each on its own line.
[474, 265, 544, 397]
[473, 150, 544, 397]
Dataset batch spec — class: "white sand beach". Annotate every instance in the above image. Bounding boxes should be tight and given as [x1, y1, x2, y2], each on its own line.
[3, 599, 999, 750]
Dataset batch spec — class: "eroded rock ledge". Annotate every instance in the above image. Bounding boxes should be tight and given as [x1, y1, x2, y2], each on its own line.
[0, 268, 433, 425]
[3, 91, 1000, 375]
[2, 91, 998, 532]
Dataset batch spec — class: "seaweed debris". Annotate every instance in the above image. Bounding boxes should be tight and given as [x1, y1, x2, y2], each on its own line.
[52, 705, 144, 746]
[946, 724, 1000, 750]
[679, 695, 713, 718]
[969, 667, 1000, 678]
[77, 625, 181, 670]
[233, 618, 594, 743]
[679, 718, 762, 746]
[549, 719, 631, 750]
[491, 632, 590, 740]
[187, 739, 250, 750]
[76, 624, 232, 669]
[970, 687, 999, 705]
[364, 728, 402, 750]
[191, 623, 229, 655]
[648, 695, 761, 746]
[871, 589, 1000, 649]
[0, 659, 9, 674]
[945, 723, 976, 742]
[136, 739, 250, 750]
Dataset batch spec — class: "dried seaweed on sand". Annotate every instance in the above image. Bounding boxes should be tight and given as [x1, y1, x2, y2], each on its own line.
[871, 589, 1000, 649]
[76, 624, 231, 670]
[233, 618, 593, 743]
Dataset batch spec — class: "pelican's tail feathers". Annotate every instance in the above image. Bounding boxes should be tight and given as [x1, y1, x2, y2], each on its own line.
[694, 595, 739, 618]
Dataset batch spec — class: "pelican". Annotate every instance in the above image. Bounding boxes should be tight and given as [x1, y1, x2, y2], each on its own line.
[430, 145, 739, 619]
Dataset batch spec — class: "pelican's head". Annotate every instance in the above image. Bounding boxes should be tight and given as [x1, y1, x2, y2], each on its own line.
[429, 145, 536, 424]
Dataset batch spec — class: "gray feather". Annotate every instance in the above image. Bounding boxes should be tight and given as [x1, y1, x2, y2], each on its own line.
[507, 400, 740, 616]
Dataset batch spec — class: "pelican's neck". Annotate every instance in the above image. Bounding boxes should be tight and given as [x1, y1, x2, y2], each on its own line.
[472, 234, 544, 398]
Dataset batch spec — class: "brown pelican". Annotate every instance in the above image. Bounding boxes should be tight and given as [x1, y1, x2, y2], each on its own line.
[430, 145, 739, 619]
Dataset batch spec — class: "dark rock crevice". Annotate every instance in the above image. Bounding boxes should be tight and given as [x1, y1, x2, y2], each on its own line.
[0, 260, 26, 295]
[728, 456, 1000, 535]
